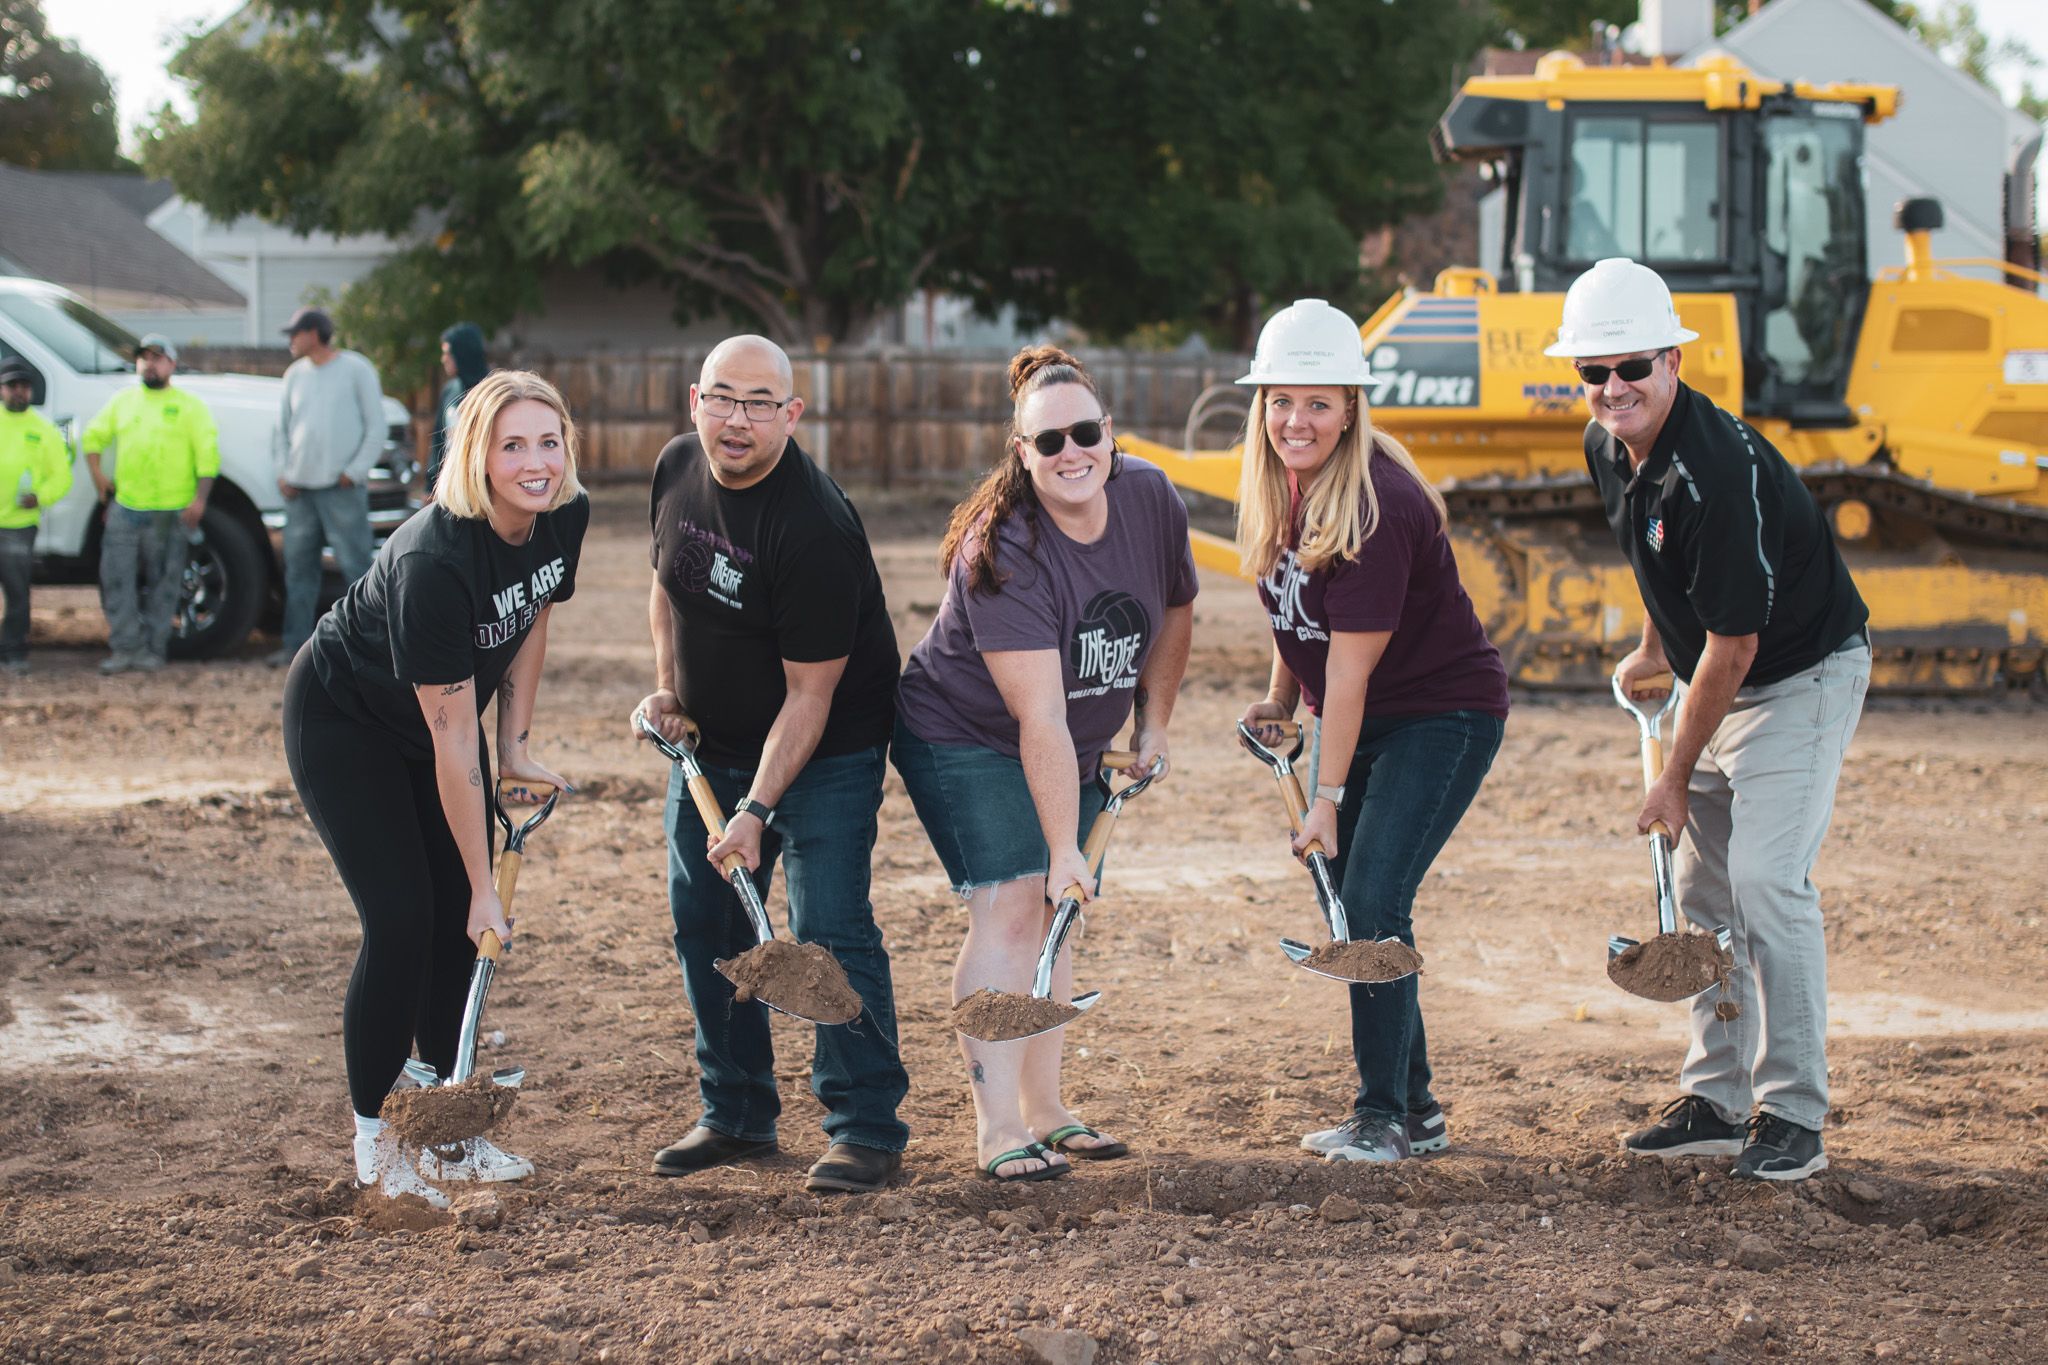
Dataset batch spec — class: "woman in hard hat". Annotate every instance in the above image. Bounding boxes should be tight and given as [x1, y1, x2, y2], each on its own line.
[1236, 299, 1510, 1163]
[281, 371, 588, 1207]
[893, 344, 1198, 1182]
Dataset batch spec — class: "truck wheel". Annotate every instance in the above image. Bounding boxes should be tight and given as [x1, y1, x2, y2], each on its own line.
[168, 504, 268, 660]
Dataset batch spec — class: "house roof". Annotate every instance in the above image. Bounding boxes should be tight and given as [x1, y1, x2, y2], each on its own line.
[0, 165, 243, 310]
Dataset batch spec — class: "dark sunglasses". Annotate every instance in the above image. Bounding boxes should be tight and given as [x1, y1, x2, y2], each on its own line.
[1022, 419, 1108, 457]
[1574, 350, 1670, 385]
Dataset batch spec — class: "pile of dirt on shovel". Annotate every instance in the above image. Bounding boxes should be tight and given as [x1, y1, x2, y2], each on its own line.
[1607, 931, 1732, 1002]
[382, 1075, 518, 1147]
[719, 939, 862, 1022]
[952, 989, 1082, 1041]
[1306, 939, 1424, 982]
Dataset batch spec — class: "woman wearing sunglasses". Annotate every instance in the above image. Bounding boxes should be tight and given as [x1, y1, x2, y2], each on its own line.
[1235, 300, 1509, 1164]
[893, 344, 1197, 1182]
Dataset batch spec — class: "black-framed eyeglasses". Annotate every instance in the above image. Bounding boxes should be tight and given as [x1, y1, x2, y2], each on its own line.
[1021, 418, 1109, 457]
[1574, 350, 1670, 386]
[699, 392, 794, 422]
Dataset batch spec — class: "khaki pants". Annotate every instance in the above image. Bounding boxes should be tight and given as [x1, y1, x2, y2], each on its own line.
[1675, 640, 1869, 1130]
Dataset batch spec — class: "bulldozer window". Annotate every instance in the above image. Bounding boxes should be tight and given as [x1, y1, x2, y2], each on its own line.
[1567, 118, 1723, 265]
[1760, 115, 1866, 395]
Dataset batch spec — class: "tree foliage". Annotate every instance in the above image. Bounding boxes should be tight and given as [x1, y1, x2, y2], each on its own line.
[145, 0, 1485, 367]
[0, 0, 133, 171]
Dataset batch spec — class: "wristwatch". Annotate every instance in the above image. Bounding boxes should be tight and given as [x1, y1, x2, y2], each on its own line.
[734, 796, 778, 829]
[1313, 783, 1347, 809]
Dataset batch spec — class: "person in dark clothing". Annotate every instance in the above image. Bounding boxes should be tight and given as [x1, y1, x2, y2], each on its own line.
[427, 323, 490, 495]
[283, 369, 588, 1207]
[633, 334, 910, 1195]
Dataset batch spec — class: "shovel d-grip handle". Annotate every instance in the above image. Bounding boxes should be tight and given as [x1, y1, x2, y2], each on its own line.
[490, 778, 559, 908]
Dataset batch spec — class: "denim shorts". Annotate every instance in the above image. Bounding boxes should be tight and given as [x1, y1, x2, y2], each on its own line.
[891, 717, 1108, 897]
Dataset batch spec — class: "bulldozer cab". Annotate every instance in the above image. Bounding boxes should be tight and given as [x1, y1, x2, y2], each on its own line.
[1436, 54, 1887, 426]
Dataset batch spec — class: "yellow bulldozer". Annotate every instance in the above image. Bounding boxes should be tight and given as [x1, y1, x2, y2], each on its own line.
[1129, 52, 2048, 692]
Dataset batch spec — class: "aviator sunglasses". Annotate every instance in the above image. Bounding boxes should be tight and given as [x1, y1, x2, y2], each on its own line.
[1574, 349, 1670, 386]
[1022, 418, 1109, 457]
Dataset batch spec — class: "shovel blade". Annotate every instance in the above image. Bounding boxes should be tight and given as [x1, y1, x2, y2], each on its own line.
[402, 1059, 442, 1088]
[957, 989, 1100, 1044]
[1279, 936, 1421, 985]
[1608, 934, 1639, 961]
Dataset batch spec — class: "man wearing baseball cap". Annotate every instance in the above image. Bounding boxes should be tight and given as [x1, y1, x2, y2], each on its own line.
[269, 306, 386, 666]
[1552, 258, 1869, 1182]
[0, 358, 73, 673]
[82, 334, 219, 674]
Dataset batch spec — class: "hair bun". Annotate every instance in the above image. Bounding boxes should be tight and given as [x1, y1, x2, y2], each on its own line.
[1008, 344, 1085, 399]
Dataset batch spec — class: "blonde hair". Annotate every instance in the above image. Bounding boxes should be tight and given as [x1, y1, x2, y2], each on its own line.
[434, 370, 583, 518]
[1235, 387, 1447, 578]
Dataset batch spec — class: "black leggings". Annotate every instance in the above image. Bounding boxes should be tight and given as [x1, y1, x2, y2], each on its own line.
[281, 651, 491, 1118]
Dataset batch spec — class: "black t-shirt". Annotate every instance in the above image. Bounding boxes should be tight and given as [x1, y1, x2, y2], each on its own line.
[1585, 383, 1866, 686]
[310, 496, 590, 756]
[649, 435, 898, 766]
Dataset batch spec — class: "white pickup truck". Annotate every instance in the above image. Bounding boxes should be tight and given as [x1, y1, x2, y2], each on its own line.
[0, 276, 418, 658]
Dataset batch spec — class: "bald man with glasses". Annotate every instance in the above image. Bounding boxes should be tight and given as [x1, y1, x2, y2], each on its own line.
[631, 336, 908, 1194]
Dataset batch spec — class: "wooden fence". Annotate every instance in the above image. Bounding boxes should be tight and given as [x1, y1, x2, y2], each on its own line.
[182, 346, 1251, 486]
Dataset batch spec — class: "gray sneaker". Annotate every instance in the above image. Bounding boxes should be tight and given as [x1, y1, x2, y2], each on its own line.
[1303, 1100, 1449, 1155]
[1324, 1112, 1412, 1163]
[99, 652, 138, 675]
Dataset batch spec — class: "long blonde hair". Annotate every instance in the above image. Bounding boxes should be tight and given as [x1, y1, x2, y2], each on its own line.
[434, 370, 584, 519]
[1235, 387, 1447, 577]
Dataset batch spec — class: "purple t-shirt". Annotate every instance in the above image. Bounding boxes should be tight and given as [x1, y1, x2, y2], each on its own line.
[898, 456, 1199, 764]
[1258, 458, 1509, 719]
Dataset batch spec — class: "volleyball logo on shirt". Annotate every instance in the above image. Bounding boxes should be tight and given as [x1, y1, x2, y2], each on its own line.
[1067, 590, 1149, 699]
[1261, 549, 1328, 643]
[671, 521, 750, 609]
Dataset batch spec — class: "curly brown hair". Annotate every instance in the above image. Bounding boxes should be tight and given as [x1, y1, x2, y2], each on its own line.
[939, 345, 1111, 595]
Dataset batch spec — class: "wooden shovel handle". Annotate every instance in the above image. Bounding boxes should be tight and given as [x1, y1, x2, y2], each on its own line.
[1277, 771, 1328, 857]
[1633, 674, 1674, 841]
[476, 927, 504, 961]
[1100, 749, 1141, 769]
[496, 777, 556, 803]
[683, 771, 753, 877]
[1058, 806, 1124, 903]
[494, 848, 523, 908]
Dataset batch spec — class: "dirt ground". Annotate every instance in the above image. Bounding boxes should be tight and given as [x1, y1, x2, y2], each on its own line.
[3, 490, 2046, 1365]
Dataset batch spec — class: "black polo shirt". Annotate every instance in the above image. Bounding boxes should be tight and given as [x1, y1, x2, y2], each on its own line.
[1584, 382, 1866, 687]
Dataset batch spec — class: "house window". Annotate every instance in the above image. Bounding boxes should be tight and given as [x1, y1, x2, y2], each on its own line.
[1567, 117, 1723, 263]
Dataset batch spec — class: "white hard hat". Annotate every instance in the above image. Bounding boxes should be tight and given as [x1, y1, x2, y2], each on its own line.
[1236, 298, 1374, 386]
[1544, 258, 1699, 358]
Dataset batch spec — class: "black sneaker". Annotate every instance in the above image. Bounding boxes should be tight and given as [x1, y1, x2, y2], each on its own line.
[1731, 1112, 1828, 1182]
[1622, 1094, 1745, 1158]
[1406, 1098, 1449, 1154]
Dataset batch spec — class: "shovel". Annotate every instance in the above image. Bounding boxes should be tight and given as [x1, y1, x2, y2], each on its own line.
[956, 750, 1164, 1043]
[400, 779, 560, 1093]
[635, 712, 860, 1026]
[1236, 719, 1420, 985]
[1608, 671, 1732, 999]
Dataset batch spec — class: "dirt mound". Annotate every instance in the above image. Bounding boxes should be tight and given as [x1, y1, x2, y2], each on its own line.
[1305, 938, 1424, 982]
[1607, 931, 1731, 1002]
[952, 989, 1082, 1041]
[352, 1189, 452, 1233]
[381, 1075, 518, 1146]
[718, 939, 862, 1022]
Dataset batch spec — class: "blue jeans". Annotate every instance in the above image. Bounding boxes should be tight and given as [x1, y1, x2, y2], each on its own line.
[281, 483, 374, 652]
[0, 525, 33, 661]
[99, 504, 187, 659]
[1320, 709, 1504, 1121]
[665, 744, 909, 1152]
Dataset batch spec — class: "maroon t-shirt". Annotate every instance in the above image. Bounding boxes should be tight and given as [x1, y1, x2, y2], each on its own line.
[897, 457, 1199, 765]
[1258, 458, 1509, 719]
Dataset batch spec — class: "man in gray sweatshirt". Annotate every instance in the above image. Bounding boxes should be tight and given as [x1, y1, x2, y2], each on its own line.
[270, 306, 385, 666]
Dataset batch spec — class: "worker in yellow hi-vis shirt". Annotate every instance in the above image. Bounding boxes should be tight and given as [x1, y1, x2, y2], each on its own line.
[83, 334, 219, 675]
[0, 357, 74, 674]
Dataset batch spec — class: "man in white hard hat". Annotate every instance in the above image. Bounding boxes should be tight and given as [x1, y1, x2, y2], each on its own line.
[1551, 258, 1869, 1182]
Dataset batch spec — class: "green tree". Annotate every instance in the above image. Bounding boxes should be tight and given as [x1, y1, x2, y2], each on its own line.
[146, 0, 1481, 368]
[0, 0, 134, 170]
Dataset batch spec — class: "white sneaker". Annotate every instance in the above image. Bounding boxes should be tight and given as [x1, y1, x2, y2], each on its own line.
[417, 1136, 534, 1183]
[1323, 1113, 1413, 1164]
[355, 1131, 451, 1208]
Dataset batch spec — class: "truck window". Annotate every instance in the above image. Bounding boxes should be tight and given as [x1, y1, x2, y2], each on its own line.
[1760, 114, 1865, 393]
[1568, 117, 1723, 264]
[0, 292, 140, 375]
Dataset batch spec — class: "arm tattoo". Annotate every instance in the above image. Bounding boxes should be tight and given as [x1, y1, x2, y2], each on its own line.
[468, 766, 481, 788]
[439, 684, 465, 695]
[499, 679, 515, 702]
[517, 729, 529, 744]
[969, 1061, 985, 1085]
[432, 707, 448, 734]
[1133, 684, 1150, 725]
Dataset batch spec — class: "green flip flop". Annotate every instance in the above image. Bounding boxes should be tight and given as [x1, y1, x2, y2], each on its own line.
[1043, 1123, 1130, 1161]
[979, 1140, 1071, 1183]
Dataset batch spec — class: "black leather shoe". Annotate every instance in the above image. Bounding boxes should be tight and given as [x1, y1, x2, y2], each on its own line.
[804, 1142, 901, 1193]
[650, 1126, 777, 1177]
